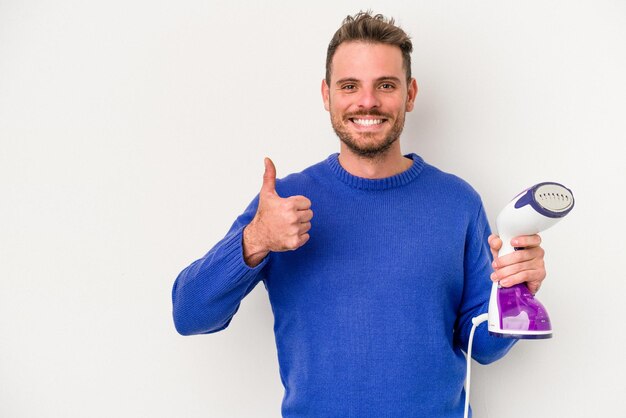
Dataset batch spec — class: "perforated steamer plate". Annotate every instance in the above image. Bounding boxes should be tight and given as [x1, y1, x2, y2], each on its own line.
[534, 184, 574, 213]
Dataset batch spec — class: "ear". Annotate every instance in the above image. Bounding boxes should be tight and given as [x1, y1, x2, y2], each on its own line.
[405, 78, 418, 112]
[321, 79, 330, 111]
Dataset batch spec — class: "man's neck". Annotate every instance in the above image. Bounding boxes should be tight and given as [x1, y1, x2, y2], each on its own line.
[338, 144, 413, 179]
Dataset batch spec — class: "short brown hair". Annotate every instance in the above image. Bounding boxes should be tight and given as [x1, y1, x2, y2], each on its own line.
[325, 11, 413, 85]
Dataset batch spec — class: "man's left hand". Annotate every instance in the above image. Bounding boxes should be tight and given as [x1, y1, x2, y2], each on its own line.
[488, 234, 546, 295]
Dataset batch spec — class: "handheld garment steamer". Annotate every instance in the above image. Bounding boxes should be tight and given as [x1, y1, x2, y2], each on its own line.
[488, 182, 574, 338]
[463, 182, 574, 418]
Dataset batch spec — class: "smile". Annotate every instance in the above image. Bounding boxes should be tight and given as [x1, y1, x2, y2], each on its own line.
[350, 118, 385, 126]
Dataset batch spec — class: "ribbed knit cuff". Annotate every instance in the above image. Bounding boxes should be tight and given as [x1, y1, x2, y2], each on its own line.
[218, 225, 269, 283]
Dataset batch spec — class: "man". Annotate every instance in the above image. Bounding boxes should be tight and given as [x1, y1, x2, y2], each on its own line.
[172, 12, 546, 417]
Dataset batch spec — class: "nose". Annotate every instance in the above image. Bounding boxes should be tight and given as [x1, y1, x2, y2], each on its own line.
[356, 87, 380, 109]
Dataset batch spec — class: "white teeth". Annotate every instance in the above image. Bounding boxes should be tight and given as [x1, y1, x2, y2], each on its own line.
[353, 118, 383, 126]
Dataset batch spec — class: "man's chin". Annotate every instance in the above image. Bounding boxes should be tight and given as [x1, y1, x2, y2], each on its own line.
[331, 117, 404, 159]
[339, 136, 397, 158]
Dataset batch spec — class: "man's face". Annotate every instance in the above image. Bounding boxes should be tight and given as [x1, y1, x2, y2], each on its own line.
[322, 41, 417, 158]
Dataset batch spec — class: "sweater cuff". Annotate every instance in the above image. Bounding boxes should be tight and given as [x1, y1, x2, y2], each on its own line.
[219, 225, 269, 281]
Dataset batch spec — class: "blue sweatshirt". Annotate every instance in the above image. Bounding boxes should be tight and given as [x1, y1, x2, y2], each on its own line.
[172, 153, 515, 418]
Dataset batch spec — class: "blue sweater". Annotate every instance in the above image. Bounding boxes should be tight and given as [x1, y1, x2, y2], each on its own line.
[172, 153, 515, 417]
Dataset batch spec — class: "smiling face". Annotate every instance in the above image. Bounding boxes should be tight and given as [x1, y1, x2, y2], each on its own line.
[322, 41, 417, 159]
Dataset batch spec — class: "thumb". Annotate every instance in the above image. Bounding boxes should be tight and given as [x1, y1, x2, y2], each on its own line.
[488, 234, 502, 264]
[261, 157, 277, 195]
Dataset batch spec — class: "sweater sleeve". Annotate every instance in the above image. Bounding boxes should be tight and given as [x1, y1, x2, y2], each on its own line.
[171, 195, 268, 336]
[454, 202, 517, 364]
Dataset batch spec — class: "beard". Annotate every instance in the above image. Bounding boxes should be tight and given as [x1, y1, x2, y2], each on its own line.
[330, 109, 406, 159]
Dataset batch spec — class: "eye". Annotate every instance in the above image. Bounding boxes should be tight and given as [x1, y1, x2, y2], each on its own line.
[341, 84, 356, 91]
[380, 83, 395, 90]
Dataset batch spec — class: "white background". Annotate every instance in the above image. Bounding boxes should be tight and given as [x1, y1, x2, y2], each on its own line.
[1, 1, 625, 417]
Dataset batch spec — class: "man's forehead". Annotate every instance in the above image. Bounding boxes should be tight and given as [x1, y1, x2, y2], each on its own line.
[330, 41, 405, 83]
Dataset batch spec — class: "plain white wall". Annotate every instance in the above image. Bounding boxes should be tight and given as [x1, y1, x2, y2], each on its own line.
[1, 1, 625, 417]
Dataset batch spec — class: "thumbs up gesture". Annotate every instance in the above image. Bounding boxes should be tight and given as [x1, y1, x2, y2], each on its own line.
[242, 158, 313, 267]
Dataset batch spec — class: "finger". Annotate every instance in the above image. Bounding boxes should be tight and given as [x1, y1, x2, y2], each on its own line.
[283, 233, 311, 251]
[491, 259, 542, 282]
[510, 234, 542, 248]
[297, 209, 314, 223]
[488, 234, 502, 260]
[492, 246, 544, 269]
[288, 195, 312, 210]
[526, 281, 542, 295]
[297, 233, 310, 248]
[298, 222, 312, 235]
[494, 267, 545, 288]
[261, 157, 277, 195]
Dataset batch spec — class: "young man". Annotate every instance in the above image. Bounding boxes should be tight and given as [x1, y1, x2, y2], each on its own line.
[172, 12, 546, 417]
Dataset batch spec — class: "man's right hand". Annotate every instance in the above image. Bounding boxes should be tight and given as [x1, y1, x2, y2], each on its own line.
[243, 157, 313, 267]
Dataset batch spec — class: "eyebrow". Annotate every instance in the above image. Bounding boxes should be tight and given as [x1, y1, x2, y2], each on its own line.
[334, 76, 402, 86]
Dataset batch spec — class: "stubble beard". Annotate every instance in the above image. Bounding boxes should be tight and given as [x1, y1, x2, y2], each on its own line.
[330, 108, 406, 160]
